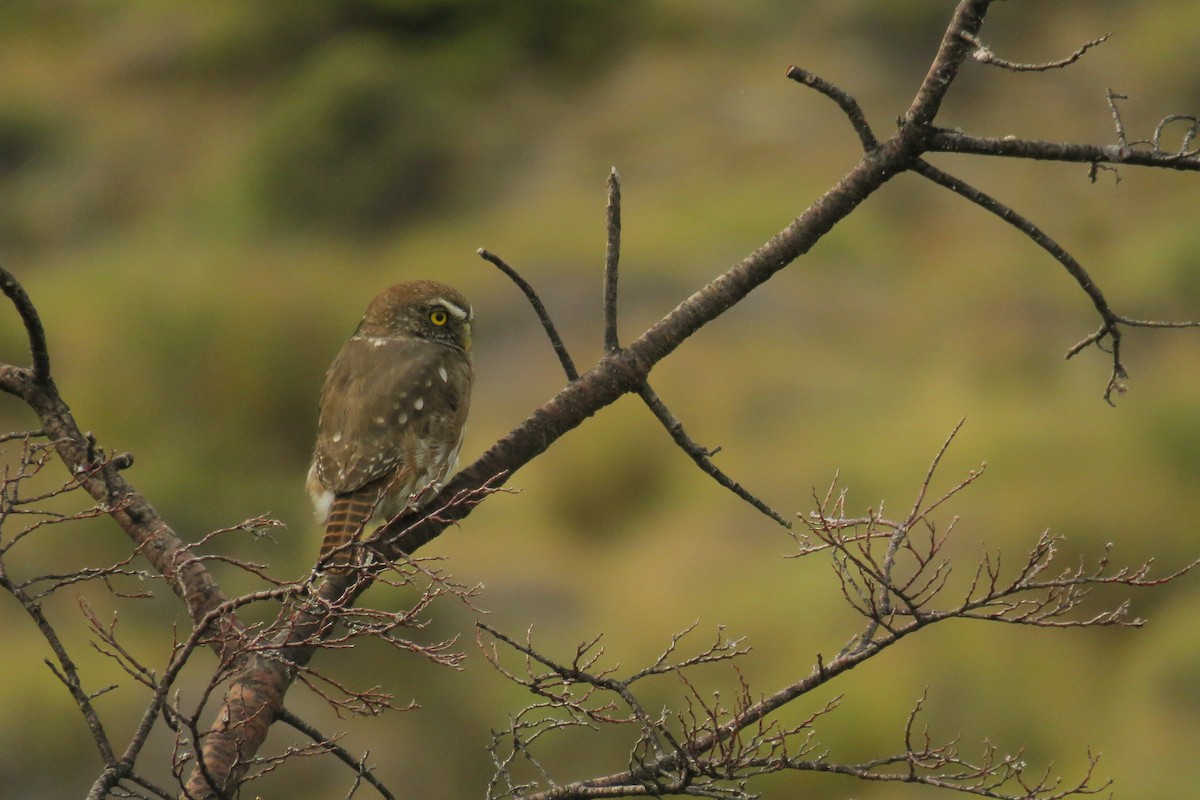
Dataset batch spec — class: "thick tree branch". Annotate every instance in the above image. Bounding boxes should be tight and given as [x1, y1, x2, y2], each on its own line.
[389, 128, 908, 558]
[385, 0, 1003, 557]
[905, 0, 990, 126]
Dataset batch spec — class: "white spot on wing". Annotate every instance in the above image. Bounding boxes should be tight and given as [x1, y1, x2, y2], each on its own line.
[438, 365, 448, 382]
[331, 432, 343, 443]
[414, 397, 424, 411]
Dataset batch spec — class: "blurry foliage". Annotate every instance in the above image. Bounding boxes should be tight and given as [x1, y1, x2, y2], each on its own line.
[0, 0, 650, 243]
[1, 2, 1199, 799]
[243, 0, 650, 232]
[0, 102, 65, 248]
[250, 37, 458, 232]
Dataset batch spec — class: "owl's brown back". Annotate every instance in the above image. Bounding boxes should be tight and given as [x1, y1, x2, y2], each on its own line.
[308, 281, 474, 571]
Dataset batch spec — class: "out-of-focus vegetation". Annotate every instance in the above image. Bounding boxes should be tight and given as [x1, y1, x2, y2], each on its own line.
[1, 2, 1198, 798]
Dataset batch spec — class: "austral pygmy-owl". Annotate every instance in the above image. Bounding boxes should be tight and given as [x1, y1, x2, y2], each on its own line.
[306, 281, 474, 572]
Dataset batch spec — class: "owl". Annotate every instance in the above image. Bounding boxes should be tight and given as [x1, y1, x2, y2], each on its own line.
[306, 281, 474, 572]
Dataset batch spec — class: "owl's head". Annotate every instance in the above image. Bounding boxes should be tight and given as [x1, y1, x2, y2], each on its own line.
[358, 280, 473, 352]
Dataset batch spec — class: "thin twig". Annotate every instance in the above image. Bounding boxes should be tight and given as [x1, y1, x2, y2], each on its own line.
[962, 31, 1111, 72]
[1106, 89, 1131, 149]
[638, 383, 791, 529]
[1115, 315, 1200, 330]
[912, 159, 1130, 403]
[603, 168, 622, 353]
[0, 562, 117, 767]
[1153, 114, 1200, 159]
[0, 429, 45, 443]
[785, 66, 878, 151]
[276, 707, 397, 800]
[478, 249, 579, 382]
[855, 420, 969, 654]
[0, 264, 52, 386]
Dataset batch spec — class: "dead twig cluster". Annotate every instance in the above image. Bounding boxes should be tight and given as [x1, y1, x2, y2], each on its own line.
[477, 424, 1193, 799]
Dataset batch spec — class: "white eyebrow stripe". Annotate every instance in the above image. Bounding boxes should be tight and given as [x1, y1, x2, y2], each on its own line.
[433, 298, 470, 320]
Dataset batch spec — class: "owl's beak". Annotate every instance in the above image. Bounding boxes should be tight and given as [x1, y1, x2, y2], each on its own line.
[459, 322, 472, 352]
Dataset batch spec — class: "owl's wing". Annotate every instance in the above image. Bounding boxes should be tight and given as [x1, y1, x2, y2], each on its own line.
[314, 336, 472, 496]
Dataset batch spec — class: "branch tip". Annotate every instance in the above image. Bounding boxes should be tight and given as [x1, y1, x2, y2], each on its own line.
[0, 265, 52, 386]
[478, 248, 579, 381]
[963, 31, 1111, 72]
[638, 383, 791, 529]
[786, 64, 878, 150]
[603, 167, 622, 352]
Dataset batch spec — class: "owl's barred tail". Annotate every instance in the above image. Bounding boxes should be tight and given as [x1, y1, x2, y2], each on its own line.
[319, 489, 379, 572]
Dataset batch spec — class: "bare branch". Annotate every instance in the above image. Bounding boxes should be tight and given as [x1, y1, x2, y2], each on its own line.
[0, 563, 117, 767]
[927, 129, 1200, 171]
[0, 428, 44, 442]
[1105, 90, 1200, 160]
[637, 383, 790, 529]
[475, 430, 1188, 797]
[904, 0, 991, 126]
[962, 31, 1111, 72]
[1153, 114, 1200, 158]
[912, 159, 1135, 402]
[1106, 88, 1131, 149]
[0, 264, 52, 387]
[0, 273, 241, 655]
[604, 168, 622, 353]
[276, 707, 397, 800]
[785, 65, 878, 151]
[480, 248, 579, 381]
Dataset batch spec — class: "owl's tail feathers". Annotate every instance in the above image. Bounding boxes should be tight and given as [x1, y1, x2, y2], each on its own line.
[318, 488, 379, 573]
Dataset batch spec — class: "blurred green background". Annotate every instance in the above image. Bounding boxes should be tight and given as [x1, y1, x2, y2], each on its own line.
[1, 1, 1199, 798]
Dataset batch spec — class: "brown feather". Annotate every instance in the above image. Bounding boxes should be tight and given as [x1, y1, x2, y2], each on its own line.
[308, 281, 474, 574]
[318, 485, 382, 571]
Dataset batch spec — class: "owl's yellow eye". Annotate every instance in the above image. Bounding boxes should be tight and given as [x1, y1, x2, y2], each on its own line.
[430, 309, 448, 326]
